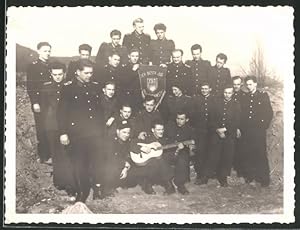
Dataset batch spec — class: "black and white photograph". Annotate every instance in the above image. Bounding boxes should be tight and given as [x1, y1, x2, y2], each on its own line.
[5, 6, 294, 224]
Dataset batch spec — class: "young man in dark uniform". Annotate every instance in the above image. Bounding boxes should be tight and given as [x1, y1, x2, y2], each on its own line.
[166, 49, 193, 96]
[185, 44, 212, 96]
[130, 119, 176, 195]
[150, 23, 175, 67]
[210, 53, 232, 96]
[123, 18, 151, 64]
[26, 42, 52, 163]
[40, 62, 75, 195]
[57, 59, 105, 202]
[239, 75, 273, 187]
[66, 44, 93, 81]
[193, 82, 216, 185]
[165, 111, 195, 194]
[95, 30, 128, 69]
[199, 85, 241, 186]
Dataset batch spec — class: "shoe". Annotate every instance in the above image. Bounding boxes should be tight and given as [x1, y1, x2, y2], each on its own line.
[164, 180, 176, 195]
[195, 176, 208, 185]
[44, 158, 53, 165]
[177, 185, 190, 195]
[218, 177, 228, 187]
[142, 183, 156, 195]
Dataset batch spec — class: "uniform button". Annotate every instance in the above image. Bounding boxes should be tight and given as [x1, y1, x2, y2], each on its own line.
[175, 75, 178, 78]
[205, 113, 208, 116]
[196, 74, 198, 76]
[250, 100, 253, 102]
[56, 98, 60, 101]
[84, 85, 87, 87]
[222, 118, 225, 120]
[89, 108, 92, 111]
[196, 79, 198, 82]
[196, 68, 198, 71]
[251, 94, 254, 97]
[176, 134, 179, 137]
[71, 122, 75, 126]
[40, 72, 43, 75]
[57, 84, 60, 87]
[223, 113, 226, 115]
[57, 91, 60, 94]
[74, 96, 78, 99]
[249, 116, 252, 119]
[250, 111, 253, 113]
[205, 103, 207, 105]
[36, 92, 39, 95]
[205, 108, 207, 110]
[87, 100, 90, 103]
[160, 51, 163, 54]
[224, 108, 227, 110]
[90, 116, 93, 119]
[96, 95, 99, 98]
[86, 92, 89, 95]
[176, 70, 179, 72]
[250, 105, 252, 108]
[115, 152, 118, 155]
[261, 119, 264, 122]
[140, 47, 142, 49]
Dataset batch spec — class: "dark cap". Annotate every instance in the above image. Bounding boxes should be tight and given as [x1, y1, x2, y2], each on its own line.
[116, 120, 131, 130]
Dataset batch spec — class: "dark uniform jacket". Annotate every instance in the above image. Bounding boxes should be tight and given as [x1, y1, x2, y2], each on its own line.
[26, 59, 52, 105]
[193, 94, 215, 132]
[208, 97, 241, 137]
[66, 59, 96, 82]
[240, 90, 273, 130]
[233, 90, 246, 103]
[210, 65, 231, 96]
[40, 80, 66, 131]
[57, 78, 104, 140]
[160, 94, 193, 122]
[166, 62, 193, 96]
[185, 59, 212, 95]
[123, 31, 151, 64]
[119, 63, 141, 95]
[95, 42, 128, 68]
[96, 64, 122, 88]
[99, 95, 119, 122]
[134, 109, 162, 136]
[150, 38, 175, 65]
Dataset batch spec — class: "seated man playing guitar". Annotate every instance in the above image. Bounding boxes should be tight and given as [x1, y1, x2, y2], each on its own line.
[130, 119, 176, 195]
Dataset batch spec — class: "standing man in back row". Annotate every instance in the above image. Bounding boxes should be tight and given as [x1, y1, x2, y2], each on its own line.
[123, 18, 151, 64]
[150, 23, 175, 67]
[26, 42, 52, 163]
[185, 44, 212, 96]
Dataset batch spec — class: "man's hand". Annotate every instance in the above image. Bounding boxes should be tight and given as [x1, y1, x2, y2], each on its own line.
[60, 134, 70, 145]
[236, 129, 242, 139]
[177, 142, 185, 150]
[216, 128, 226, 139]
[106, 117, 115, 127]
[159, 64, 167, 68]
[33, 103, 41, 113]
[140, 146, 151, 154]
[132, 64, 139, 71]
[138, 132, 147, 140]
[120, 167, 129, 179]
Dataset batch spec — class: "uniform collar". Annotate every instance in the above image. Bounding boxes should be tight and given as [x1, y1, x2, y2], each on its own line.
[173, 62, 183, 67]
[134, 31, 143, 38]
[37, 58, 48, 65]
[75, 78, 89, 87]
[110, 42, 121, 48]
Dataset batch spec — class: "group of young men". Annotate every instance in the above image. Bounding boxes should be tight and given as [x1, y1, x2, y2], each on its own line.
[25, 18, 274, 203]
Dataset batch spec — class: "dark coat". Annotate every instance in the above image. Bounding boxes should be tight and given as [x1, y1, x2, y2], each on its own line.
[150, 39, 175, 65]
[209, 65, 231, 96]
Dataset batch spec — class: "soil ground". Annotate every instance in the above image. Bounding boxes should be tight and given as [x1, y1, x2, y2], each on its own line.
[15, 83, 284, 214]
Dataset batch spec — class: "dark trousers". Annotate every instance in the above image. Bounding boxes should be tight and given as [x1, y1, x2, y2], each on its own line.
[203, 134, 235, 180]
[46, 131, 76, 193]
[233, 137, 243, 176]
[194, 131, 209, 177]
[239, 128, 270, 184]
[32, 110, 50, 161]
[164, 151, 190, 185]
[68, 136, 104, 202]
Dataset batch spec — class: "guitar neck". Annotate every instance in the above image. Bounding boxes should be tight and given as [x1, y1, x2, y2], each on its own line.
[161, 140, 193, 150]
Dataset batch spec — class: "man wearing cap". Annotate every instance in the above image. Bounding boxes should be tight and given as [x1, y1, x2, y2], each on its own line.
[198, 85, 241, 186]
[150, 23, 175, 67]
[193, 82, 216, 185]
[26, 42, 52, 162]
[57, 59, 105, 202]
[66, 44, 93, 81]
[210, 53, 232, 96]
[166, 49, 193, 96]
[185, 44, 212, 96]
[239, 75, 273, 187]
[95, 29, 128, 69]
[123, 18, 151, 64]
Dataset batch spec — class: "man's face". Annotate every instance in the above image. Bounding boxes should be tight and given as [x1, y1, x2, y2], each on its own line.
[120, 106, 132, 119]
[216, 58, 225, 69]
[134, 22, 144, 34]
[191, 49, 201, 61]
[111, 35, 121, 47]
[224, 88, 234, 101]
[172, 86, 183, 97]
[200, 85, 211, 97]
[172, 51, 182, 64]
[51, 69, 65, 83]
[176, 114, 189, 127]
[233, 78, 242, 92]
[117, 128, 131, 142]
[76, 66, 93, 83]
[38, 45, 51, 61]
[79, 50, 91, 60]
[109, 54, 121, 68]
[143, 99, 155, 113]
[155, 29, 166, 40]
[152, 124, 164, 139]
[129, 51, 139, 64]
[103, 83, 115, 98]
[246, 80, 257, 93]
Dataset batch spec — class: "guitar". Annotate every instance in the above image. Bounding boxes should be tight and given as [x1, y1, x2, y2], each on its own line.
[130, 140, 195, 166]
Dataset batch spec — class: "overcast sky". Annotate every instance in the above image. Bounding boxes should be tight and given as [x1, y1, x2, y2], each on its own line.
[7, 6, 293, 79]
